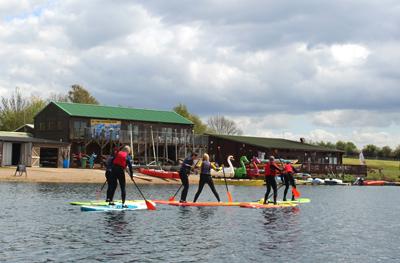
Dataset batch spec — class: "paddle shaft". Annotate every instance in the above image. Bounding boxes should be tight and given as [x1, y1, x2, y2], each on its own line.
[171, 184, 184, 199]
[130, 177, 148, 201]
[217, 148, 233, 202]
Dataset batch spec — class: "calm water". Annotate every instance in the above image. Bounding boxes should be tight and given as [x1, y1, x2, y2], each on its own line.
[0, 182, 399, 262]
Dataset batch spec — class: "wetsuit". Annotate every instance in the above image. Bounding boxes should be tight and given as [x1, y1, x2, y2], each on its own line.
[179, 157, 195, 202]
[193, 161, 220, 202]
[282, 163, 297, 201]
[264, 161, 282, 204]
[106, 151, 133, 204]
[104, 155, 114, 183]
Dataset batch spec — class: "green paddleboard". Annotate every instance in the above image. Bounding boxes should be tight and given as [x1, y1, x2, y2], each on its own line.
[258, 198, 311, 204]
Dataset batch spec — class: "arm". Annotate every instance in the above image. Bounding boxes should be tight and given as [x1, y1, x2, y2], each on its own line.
[127, 155, 133, 177]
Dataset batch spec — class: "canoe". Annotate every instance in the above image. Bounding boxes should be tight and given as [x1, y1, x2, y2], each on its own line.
[80, 202, 151, 212]
[362, 180, 386, 186]
[138, 168, 180, 179]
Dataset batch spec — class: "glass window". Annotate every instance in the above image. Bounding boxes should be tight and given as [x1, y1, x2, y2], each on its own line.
[57, 121, 63, 130]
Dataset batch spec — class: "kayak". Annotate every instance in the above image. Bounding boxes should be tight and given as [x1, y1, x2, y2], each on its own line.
[81, 202, 150, 212]
[240, 203, 298, 209]
[363, 180, 386, 186]
[258, 198, 311, 204]
[154, 200, 242, 207]
[138, 168, 180, 179]
[70, 200, 147, 206]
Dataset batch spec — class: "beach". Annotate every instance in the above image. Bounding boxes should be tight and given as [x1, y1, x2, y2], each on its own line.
[0, 166, 200, 184]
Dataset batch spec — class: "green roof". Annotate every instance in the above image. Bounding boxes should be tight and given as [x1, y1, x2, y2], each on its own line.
[52, 102, 193, 125]
[208, 134, 343, 152]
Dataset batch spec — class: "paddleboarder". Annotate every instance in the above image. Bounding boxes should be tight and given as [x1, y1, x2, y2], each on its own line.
[179, 152, 198, 203]
[263, 156, 283, 205]
[106, 145, 133, 207]
[193, 153, 221, 202]
[282, 161, 298, 201]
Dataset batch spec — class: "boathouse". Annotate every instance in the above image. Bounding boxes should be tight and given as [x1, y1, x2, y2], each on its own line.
[34, 102, 195, 166]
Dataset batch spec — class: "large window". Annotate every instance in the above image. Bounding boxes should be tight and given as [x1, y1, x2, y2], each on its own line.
[73, 121, 87, 138]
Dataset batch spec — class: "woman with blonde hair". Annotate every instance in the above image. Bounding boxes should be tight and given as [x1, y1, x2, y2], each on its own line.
[193, 153, 220, 202]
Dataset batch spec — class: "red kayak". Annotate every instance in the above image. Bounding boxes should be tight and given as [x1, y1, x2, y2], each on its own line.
[138, 168, 180, 179]
[362, 180, 386, 186]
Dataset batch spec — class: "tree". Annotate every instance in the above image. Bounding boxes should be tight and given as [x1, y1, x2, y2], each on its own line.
[344, 142, 359, 156]
[68, 84, 99, 104]
[393, 145, 400, 159]
[362, 144, 380, 158]
[173, 103, 208, 134]
[336, 141, 346, 151]
[380, 146, 392, 158]
[207, 115, 243, 135]
[48, 92, 69, 102]
[0, 88, 46, 131]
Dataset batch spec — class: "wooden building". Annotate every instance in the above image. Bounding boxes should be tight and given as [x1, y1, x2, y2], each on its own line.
[0, 131, 70, 167]
[34, 102, 196, 166]
[206, 134, 366, 176]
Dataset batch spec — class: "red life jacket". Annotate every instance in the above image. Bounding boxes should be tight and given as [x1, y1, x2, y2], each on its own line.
[284, 164, 294, 173]
[113, 151, 127, 168]
[265, 161, 280, 176]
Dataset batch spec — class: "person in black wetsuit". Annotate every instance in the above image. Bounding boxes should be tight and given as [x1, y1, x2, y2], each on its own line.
[282, 161, 298, 201]
[193, 153, 220, 202]
[263, 156, 283, 205]
[106, 146, 133, 207]
[179, 152, 198, 203]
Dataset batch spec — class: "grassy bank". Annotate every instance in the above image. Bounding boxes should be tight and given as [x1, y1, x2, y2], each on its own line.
[343, 157, 400, 182]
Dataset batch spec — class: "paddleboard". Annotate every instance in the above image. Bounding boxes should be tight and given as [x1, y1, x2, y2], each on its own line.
[240, 203, 298, 209]
[258, 198, 311, 204]
[70, 200, 146, 206]
[153, 200, 243, 207]
[80, 202, 152, 212]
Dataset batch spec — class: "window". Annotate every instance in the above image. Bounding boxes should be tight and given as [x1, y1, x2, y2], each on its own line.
[73, 121, 87, 138]
[57, 121, 63, 130]
[39, 122, 46, 131]
[48, 121, 56, 130]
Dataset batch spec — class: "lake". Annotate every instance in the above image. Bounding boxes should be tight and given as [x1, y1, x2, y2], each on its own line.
[0, 182, 399, 262]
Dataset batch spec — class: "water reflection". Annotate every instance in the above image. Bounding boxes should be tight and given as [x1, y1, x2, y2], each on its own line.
[104, 212, 131, 236]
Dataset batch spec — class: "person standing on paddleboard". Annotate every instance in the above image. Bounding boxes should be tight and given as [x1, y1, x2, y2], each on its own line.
[282, 161, 298, 201]
[179, 152, 198, 203]
[193, 153, 221, 203]
[263, 156, 283, 205]
[106, 145, 133, 207]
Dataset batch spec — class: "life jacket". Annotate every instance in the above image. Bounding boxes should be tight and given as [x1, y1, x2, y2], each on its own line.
[265, 161, 280, 176]
[284, 163, 294, 173]
[113, 151, 127, 168]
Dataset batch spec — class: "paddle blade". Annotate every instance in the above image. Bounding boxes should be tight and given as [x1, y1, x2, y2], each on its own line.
[227, 191, 233, 202]
[145, 200, 157, 210]
[168, 196, 175, 201]
[292, 188, 301, 198]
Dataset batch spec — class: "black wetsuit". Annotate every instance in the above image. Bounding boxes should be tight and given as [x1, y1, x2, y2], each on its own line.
[264, 162, 281, 204]
[193, 161, 220, 202]
[282, 164, 298, 201]
[179, 157, 194, 202]
[106, 154, 133, 204]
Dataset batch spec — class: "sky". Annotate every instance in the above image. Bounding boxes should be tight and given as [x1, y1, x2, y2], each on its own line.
[1, 0, 399, 148]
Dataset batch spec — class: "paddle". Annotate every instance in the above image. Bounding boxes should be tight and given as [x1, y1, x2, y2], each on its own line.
[96, 180, 107, 200]
[130, 177, 156, 210]
[292, 187, 301, 198]
[218, 147, 233, 202]
[169, 184, 183, 201]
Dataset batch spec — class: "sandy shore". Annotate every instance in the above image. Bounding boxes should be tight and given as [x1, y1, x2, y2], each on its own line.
[0, 167, 200, 185]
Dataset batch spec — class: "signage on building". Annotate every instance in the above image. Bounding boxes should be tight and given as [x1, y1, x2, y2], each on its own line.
[91, 119, 121, 140]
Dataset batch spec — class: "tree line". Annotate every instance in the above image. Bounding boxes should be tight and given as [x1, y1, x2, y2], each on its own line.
[312, 140, 400, 159]
[0, 86, 243, 136]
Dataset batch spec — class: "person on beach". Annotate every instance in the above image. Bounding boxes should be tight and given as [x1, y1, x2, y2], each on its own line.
[193, 153, 221, 203]
[179, 152, 199, 203]
[106, 145, 133, 207]
[282, 161, 298, 201]
[263, 156, 283, 205]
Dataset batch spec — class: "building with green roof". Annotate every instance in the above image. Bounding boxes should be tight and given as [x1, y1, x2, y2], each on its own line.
[34, 102, 195, 166]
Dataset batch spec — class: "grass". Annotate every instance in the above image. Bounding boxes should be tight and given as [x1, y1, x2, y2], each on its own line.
[343, 157, 400, 182]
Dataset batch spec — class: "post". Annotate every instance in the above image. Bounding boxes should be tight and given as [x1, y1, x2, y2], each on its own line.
[184, 129, 187, 157]
[192, 129, 195, 154]
[129, 124, 133, 156]
[144, 127, 148, 164]
[175, 129, 178, 163]
[150, 126, 157, 163]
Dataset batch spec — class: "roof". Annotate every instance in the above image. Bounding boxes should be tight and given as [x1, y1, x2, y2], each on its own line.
[208, 134, 343, 153]
[0, 131, 69, 145]
[50, 101, 193, 125]
[13, 124, 34, 132]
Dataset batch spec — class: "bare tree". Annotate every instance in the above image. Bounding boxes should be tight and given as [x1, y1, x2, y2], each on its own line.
[207, 115, 243, 135]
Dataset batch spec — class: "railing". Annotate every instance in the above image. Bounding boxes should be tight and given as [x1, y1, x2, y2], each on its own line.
[70, 128, 209, 146]
[300, 163, 368, 176]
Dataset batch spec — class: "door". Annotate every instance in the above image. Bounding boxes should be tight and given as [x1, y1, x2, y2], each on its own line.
[2, 142, 12, 166]
[31, 146, 40, 167]
[20, 143, 32, 166]
[12, 143, 21, 165]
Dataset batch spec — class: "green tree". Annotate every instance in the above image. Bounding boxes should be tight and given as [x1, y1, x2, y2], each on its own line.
[393, 145, 400, 159]
[207, 115, 243, 135]
[344, 141, 359, 156]
[336, 141, 346, 151]
[380, 146, 392, 158]
[173, 103, 208, 134]
[362, 144, 380, 158]
[68, 84, 99, 104]
[0, 88, 46, 131]
[48, 92, 69, 102]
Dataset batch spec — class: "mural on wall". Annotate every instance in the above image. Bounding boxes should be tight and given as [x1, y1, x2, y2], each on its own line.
[91, 119, 121, 140]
